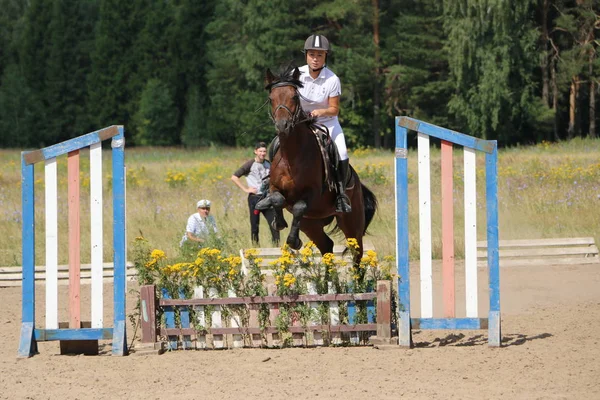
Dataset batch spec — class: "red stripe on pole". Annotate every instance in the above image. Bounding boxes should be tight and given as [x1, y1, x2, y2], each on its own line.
[68, 150, 81, 329]
[441, 140, 455, 318]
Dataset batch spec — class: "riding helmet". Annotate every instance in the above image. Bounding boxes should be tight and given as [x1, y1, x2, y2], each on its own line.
[303, 35, 330, 52]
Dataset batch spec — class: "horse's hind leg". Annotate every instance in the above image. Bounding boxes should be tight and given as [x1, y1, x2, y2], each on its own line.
[299, 219, 334, 256]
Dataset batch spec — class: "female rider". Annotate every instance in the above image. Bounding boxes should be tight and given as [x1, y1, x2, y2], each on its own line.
[298, 34, 351, 213]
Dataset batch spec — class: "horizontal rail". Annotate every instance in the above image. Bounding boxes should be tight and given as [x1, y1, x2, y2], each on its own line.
[160, 292, 378, 306]
[34, 328, 113, 341]
[161, 324, 377, 336]
[23, 125, 120, 165]
[397, 117, 496, 154]
[477, 237, 596, 248]
[411, 318, 488, 330]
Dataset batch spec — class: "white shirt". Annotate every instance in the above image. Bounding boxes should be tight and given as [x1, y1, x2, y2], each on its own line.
[298, 65, 346, 157]
[180, 214, 218, 246]
[298, 65, 341, 125]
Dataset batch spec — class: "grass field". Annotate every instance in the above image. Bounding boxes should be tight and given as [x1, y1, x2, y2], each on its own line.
[1, 137, 599, 266]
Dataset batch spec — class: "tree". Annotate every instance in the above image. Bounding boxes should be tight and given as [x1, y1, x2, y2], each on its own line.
[87, 0, 149, 141]
[381, 0, 453, 144]
[444, 0, 545, 143]
[204, 0, 310, 146]
[0, 64, 45, 147]
[133, 79, 179, 146]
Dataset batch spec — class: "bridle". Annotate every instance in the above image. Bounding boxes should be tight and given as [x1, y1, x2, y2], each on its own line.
[265, 78, 329, 138]
[267, 81, 305, 129]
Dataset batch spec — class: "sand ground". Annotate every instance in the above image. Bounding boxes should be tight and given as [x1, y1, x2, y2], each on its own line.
[1, 263, 599, 400]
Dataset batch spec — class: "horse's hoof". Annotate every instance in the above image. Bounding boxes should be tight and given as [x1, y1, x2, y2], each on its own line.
[288, 239, 302, 250]
[271, 219, 288, 231]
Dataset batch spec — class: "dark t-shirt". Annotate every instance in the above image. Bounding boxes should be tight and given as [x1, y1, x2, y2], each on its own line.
[233, 159, 271, 195]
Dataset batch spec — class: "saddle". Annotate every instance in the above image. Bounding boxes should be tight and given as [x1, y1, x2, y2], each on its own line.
[267, 124, 353, 192]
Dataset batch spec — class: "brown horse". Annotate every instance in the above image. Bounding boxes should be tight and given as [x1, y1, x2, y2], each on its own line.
[256, 65, 377, 267]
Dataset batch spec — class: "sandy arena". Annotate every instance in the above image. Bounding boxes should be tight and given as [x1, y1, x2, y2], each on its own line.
[0, 263, 599, 399]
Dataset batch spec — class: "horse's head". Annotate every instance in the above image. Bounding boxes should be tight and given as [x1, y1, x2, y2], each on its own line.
[265, 67, 303, 135]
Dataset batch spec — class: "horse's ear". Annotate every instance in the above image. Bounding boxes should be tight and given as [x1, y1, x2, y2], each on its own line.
[292, 67, 301, 81]
[265, 69, 276, 87]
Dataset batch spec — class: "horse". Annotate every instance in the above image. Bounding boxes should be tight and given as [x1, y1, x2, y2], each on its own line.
[256, 65, 378, 268]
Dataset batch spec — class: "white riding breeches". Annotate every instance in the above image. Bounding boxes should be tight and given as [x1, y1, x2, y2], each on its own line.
[319, 119, 348, 161]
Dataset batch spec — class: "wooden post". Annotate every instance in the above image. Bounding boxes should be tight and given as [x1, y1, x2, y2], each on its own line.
[140, 285, 157, 344]
[369, 280, 395, 345]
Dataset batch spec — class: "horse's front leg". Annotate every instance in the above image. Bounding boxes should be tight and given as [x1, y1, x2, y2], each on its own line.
[286, 200, 307, 250]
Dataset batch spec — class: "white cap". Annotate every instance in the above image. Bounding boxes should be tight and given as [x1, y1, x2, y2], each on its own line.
[197, 199, 211, 208]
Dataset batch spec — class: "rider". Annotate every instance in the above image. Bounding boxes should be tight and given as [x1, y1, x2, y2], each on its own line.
[299, 34, 352, 213]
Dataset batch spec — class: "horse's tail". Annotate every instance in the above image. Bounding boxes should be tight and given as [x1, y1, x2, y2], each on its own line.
[361, 183, 377, 235]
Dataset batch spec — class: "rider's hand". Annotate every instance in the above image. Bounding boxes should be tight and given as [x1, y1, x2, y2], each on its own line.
[247, 187, 258, 194]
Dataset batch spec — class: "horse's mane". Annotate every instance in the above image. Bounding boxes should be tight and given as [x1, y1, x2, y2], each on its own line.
[265, 63, 304, 91]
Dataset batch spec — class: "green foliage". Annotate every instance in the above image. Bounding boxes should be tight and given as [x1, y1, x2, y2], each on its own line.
[444, 0, 541, 141]
[0, 0, 597, 148]
[133, 79, 179, 146]
[0, 64, 45, 147]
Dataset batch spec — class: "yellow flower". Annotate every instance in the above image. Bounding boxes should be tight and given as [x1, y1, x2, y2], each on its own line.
[322, 253, 335, 267]
[346, 238, 360, 250]
[244, 248, 259, 257]
[150, 249, 166, 259]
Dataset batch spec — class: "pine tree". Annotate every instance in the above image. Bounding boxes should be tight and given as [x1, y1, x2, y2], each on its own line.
[87, 0, 149, 141]
[444, 0, 542, 143]
[133, 79, 179, 146]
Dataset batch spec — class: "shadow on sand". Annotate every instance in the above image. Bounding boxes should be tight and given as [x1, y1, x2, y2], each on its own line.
[412, 332, 553, 348]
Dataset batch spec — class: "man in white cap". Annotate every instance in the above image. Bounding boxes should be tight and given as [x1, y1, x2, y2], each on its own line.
[180, 199, 218, 248]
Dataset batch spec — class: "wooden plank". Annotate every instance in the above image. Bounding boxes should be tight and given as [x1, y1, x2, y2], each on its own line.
[208, 287, 223, 349]
[90, 142, 103, 329]
[45, 157, 58, 330]
[463, 147, 478, 318]
[159, 293, 378, 306]
[162, 289, 178, 351]
[68, 150, 81, 330]
[328, 282, 341, 345]
[0, 262, 135, 273]
[228, 289, 243, 348]
[441, 140, 455, 318]
[179, 288, 192, 350]
[0, 269, 138, 282]
[417, 132, 433, 319]
[139, 285, 156, 344]
[477, 237, 596, 248]
[162, 324, 378, 336]
[478, 257, 600, 268]
[477, 245, 599, 258]
[307, 282, 323, 346]
[23, 126, 119, 165]
[375, 281, 391, 340]
[193, 286, 207, 349]
[267, 284, 280, 347]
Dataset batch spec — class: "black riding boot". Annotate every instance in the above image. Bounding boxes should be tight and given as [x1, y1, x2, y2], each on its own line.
[335, 159, 352, 213]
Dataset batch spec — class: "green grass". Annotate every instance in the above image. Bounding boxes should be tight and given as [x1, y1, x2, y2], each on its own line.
[1, 137, 599, 266]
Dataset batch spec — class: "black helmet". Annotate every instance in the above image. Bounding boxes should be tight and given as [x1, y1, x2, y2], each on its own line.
[303, 35, 330, 52]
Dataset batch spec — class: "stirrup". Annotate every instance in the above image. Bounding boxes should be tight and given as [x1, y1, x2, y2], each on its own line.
[335, 194, 352, 213]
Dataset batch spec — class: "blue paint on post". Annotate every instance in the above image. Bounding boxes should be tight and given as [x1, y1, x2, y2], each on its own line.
[162, 288, 178, 350]
[366, 283, 375, 324]
[398, 117, 495, 154]
[18, 155, 36, 358]
[347, 283, 356, 325]
[394, 117, 500, 348]
[486, 147, 501, 347]
[111, 127, 128, 355]
[35, 328, 114, 341]
[413, 318, 484, 330]
[395, 118, 411, 347]
[179, 288, 192, 349]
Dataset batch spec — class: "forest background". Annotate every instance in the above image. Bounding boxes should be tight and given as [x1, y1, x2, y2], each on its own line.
[0, 0, 598, 149]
